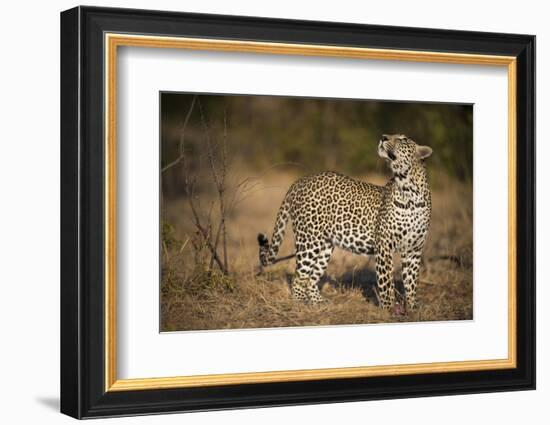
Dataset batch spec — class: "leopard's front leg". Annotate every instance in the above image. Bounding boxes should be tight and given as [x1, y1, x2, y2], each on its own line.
[402, 251, 421, 310]
[375, 244, 395, 309]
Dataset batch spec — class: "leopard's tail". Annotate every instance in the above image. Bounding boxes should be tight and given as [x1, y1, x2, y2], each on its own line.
[258, 195, 291, 267]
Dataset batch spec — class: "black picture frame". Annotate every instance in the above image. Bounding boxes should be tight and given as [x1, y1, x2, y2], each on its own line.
[60, 5, 535, 419]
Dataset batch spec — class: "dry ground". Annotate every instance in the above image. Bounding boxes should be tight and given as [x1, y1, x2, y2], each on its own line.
[161, 168, 473, 332]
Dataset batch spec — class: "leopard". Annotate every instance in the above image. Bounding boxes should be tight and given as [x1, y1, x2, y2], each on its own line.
[257, 134, 432, 311]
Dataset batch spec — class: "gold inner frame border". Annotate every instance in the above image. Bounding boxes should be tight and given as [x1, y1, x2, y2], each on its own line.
[104, 33, 517, 392]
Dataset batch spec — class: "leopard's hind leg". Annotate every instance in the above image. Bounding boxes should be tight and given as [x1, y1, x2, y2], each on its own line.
[293, 237, 333, 305]
[290, 272, 309, 303]
[306, 240, 334, 304]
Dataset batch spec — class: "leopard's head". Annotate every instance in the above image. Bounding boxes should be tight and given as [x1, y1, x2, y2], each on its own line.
[378, 134, 432, 176]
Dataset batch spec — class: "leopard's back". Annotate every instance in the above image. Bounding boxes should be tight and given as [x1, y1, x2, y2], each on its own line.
[285, 171, 384, 254]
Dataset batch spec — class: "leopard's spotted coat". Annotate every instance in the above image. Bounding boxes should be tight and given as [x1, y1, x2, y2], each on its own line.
[258, 134, 432, 310]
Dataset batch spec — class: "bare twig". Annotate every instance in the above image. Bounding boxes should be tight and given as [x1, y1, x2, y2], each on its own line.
[256, 253, 297, 276]
[197, 99, 229, 273]
[212, 110, 229, 272]
[221, 109, 229, 272]
[270, 253, 296, 264]
[161, 95, 197, 173]
[198, 98, 221, 187]
[178, 237, 190, 254]
[187, 196, 227, 273]
[228, 184, 286, 212]
[162, 240, 170, 262]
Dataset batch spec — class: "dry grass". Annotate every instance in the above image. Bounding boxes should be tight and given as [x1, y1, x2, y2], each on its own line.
[161, 168, 473, 332]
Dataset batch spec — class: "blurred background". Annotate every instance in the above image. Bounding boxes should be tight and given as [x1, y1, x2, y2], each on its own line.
[161, 93, 472, 198]
[160, 93, 473, 331]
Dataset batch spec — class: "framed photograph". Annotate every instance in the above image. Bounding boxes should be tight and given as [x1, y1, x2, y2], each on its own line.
[60, 6, 535, 419]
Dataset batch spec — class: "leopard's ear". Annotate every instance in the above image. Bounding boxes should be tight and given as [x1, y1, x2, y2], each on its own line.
[416, 145, 432, 160]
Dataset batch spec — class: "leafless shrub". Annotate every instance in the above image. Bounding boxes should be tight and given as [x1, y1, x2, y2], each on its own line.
[161, 96, 263, 276]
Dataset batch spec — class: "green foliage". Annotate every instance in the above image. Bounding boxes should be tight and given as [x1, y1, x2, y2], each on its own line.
[161, 221, 181, 250]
